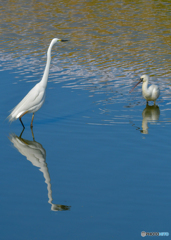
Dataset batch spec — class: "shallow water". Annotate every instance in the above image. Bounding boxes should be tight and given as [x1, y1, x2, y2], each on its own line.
[0, 0, 171, 239]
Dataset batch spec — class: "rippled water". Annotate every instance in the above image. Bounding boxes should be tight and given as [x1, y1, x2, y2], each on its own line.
[0, 1, 171, 239]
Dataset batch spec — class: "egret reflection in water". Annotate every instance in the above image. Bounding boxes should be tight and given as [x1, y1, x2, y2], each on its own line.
[141, 104, 160, 134]
[9, 129, 70, 211]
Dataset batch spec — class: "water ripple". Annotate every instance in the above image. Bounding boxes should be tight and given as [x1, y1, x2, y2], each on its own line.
[0, 0, 171, 123]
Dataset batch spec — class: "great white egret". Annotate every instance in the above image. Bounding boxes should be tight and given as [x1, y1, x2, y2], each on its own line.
[8, 38, 68, 128]
[130, 74, 160, 104]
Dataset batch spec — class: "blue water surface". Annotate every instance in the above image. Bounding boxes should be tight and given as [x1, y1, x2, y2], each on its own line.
[0, 1, 171, 239]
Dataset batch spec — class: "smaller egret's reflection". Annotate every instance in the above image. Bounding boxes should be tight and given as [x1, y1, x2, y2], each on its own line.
[141, 104, 160, 134]
[9, 128, 70, 211]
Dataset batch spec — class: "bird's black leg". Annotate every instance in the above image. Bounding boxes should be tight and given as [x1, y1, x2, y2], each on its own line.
[19, 117, 25, 129]
[31, 127, 35, 141]
[30, 113, 34, 128]
[19, 127, 25, 138]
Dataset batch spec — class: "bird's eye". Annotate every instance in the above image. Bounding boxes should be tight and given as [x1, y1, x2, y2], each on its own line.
[140, 78, 143, 81]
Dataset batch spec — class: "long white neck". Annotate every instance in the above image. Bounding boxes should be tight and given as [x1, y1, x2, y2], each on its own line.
[40, 41, 55, 88]
[142, 80, 149, 92]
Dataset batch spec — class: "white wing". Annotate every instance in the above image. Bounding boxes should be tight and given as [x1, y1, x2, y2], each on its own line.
[8, 83, 45, 121]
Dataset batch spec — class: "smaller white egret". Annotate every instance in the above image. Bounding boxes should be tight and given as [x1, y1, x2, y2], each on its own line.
[8, 38, 68, 128]
[130, 74, 160, 104]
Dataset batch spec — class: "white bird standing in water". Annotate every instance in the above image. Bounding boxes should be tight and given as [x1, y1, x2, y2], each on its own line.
[130, 74, 160, 105]
[8, 38, 68, 128]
